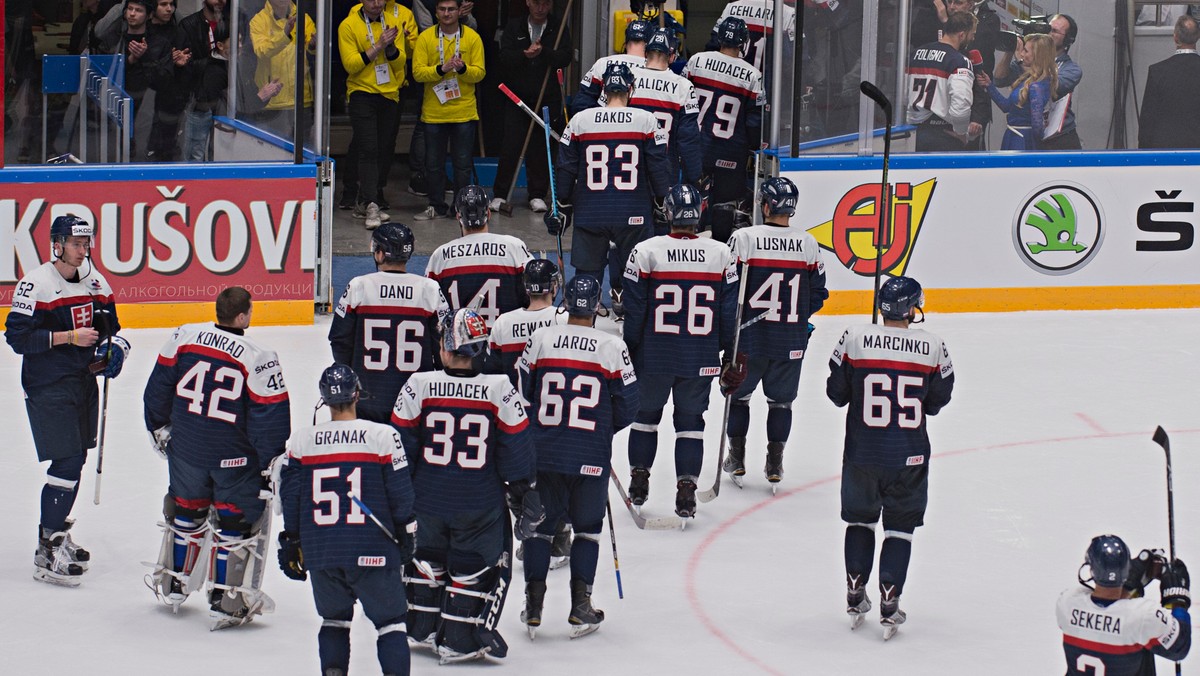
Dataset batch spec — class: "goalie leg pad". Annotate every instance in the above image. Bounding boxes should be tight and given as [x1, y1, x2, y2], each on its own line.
[437, 567, 496, 659]
[404, 560, 445, 644]
[209, 503, 274, 629]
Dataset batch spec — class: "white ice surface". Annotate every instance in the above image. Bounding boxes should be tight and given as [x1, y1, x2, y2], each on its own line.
[1, 309, 1197, 675]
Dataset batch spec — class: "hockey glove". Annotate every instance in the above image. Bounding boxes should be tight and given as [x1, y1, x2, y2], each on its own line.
[1161, 559, 1191, 610]
[399, 517, 418, 566]
[719, 351, 748, 396]
[89, 335, 131, 378]
[514, 490, 546, 541]
[148, 425, 172, 460]
[545, 203, 571, 236]
[652, 197, 670, 229]
[277, 531, 307, 581]
[1124, 548, 1167, 597]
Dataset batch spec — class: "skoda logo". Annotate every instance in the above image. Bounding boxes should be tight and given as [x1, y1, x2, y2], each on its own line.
[1013, 183, 1104, 275]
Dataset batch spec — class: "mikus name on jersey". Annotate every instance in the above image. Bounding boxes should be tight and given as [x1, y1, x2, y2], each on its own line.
[667, 248, 705, 263]
[1069, 609, 1122, 635]
[379, 284, 414, 300]
[862, 334, 931, 355]
[442, 242, 509, 260]
[196, 330, 246, 359]
[552, 334, 598, 352]
[314, 429, 369, 445]
[428, 381, 491, 400]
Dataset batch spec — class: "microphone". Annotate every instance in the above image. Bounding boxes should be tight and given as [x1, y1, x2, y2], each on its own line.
[859, 80, 892, 115]
[969, 49, 983, 66]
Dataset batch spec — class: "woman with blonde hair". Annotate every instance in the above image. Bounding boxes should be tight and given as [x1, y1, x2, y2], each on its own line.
[978, 33, 1058, 150]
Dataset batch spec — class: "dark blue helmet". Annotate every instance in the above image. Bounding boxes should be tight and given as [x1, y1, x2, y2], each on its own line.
[524, 258, 560, 295]
[563, 274, 602, 317]
[602, 63, 635, 94]
[646, 27, 674, 55]
[625, 19, 652, 45]
[665, 183, 704, 227]
[455, 185, 490, 230]
[50, 214, 94, 245]
[1086, 535, 1131, 588]
[877, 276, 924, 321]
[760, 176, 799, 217]
[716, 17, 750, 49]
[440, 308, 489, 358]
[371, 222, 415, 262]
[319, 363, 361, 406]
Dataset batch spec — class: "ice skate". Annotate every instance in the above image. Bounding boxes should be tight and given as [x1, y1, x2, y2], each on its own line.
[59, 520, 91, 571]
[33, 528, 84, 588]
[880, 599, 906, 640]
[847, 589, 872, 630]
[437, 645, 489, 665]
[549, 521, 572, 570]
[674, 479, 697, 519]
[765, 442, 784, 494]
[208, 588, 273, 631]
[723, 437, 746, 488]
[568, 579, 604, 639]
[521, 580, 546, 640]
[629, 467, 651, 509]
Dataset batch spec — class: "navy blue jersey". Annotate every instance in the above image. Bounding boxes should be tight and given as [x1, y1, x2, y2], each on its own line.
[485, 305, 566, 386]
[1057, 586, 1191, 676]
[622, 65, 703, 183]
[144, 322, 291, 471]
[390, 369, 535, 516]
[826, 324, 954, 469]
[426, 232, 532, 329]
[570, 53, 646, 116]
[556, 105, 673, 232]
[5, 262, 119, 390]
[517, 324, 638, 477]
[328, 270, 449, 420]
[729, 223, 828, 360]
[682, 50, 765, 169]
[622, 233, 739, 377]
[280, 419, 415, 571]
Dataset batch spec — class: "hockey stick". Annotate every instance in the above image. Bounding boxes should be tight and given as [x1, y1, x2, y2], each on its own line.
[610, 470, 683, 530]
[1152, 426, 1183, 676]
[859, 80, 892, 325]
[93, 336, 113, 505]
[499, 85, 563, 142]
[605, 499, 624, 599]
[697, 261, 751, 504]
[542, 105, 566, 272]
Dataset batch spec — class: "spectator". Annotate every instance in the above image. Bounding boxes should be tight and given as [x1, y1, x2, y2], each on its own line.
[906, 10, 976, 152]
[995, 14, 1082, 149]
[249, 0, 316, 144]
[146, 0, 190, 161]
[179, 0, 231, 161]
[491, 0, 572, 214]
[69, 0, 104, 55]
[978, 34, 1055, 151]
[1139, 15, 1200, 149]
[99, 0, 173, 147]
[909, 0, 947, 52]
[412, 0, 478, 32]
[411, 0, 486, 221]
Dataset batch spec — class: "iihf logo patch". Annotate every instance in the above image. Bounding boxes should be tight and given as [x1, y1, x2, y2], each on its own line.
[905, 455, 925, 466]
[71, 304, 93, 329]
[220, 457, 249, 468]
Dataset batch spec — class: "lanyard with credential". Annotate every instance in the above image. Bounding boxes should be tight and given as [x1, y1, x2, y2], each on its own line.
[363, 10, 383, 57]
[436, 30, 461, 67]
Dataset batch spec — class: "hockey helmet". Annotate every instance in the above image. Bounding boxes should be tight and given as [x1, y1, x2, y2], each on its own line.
[602, 63, 635, 94]
[371, 222, 415, 263]
[760, 176, 799, 217]
[50, 214, 94, 247]
[563, 275, 602, 317]
[1085, 534, 1131, 588]
[319, 363, 361, 406]
[625, 19, 652, 45]
[646, 27, 674, 55]
[665, 183, 704, 228]
[877, 277, 924, 321]
[716, 17, 750, 48]
[524, 258, 561, 296]
[440, 308, 489, 358]
[455, 185, 491, 230]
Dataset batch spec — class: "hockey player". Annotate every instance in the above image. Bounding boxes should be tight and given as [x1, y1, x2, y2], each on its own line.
[427, 185, 532, 329]
[5, 214, 128, 587]
[622, 184, 738, 519]
[548, 62, 672, 317]
[570, 18, 650, 116]
[685, 16, 765, 242]
[485, 258, 565, 386]
[826, 276, 954, 640]
[517, 274, 639, 638]
[724, 177, 827, 490]
[706, 0, 796, 76]
[277, 364, 417, 676]
[143, 286, 291, 629]
[907, 11, 977, 152]
[1058, 535, 1191, 674]
[329, 222, 449, 423]
[391, 308, 543, 663]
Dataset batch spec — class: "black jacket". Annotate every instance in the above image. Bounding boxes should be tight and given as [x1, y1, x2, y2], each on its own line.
[497, 15, 572, 106]
[178, 8, 232, 108]
[1139, 51, 1200, 149]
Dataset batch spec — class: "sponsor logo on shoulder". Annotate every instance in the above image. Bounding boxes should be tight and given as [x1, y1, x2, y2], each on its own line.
[358, 556, 387, 567]
[699, 366, 720, 377]
[255, 359, 280, 374]
[580, 465, 603, 477]
[221, 457, 249, 469]
[789, 349, 805, 359]
[905, 455, 925, 466]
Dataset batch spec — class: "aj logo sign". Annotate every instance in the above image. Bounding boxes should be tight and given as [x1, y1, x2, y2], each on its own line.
[1013, 183, 1104, 275]
[807, 179, 936, 277]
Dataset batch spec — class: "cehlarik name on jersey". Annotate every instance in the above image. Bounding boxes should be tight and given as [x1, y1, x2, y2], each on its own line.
[1069, 609, 1122, 635]
[0, 193, 316, 283]
[862, 334, 931, 355]
[440, 242, 510, 260]
[727, 3, 772, 22]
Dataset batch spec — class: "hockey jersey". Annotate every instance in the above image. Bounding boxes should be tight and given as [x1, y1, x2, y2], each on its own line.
[622, 233, 739, 378]
[5, 262, 119, 391]
[518, 323, 638, 478]
[620, 65, 702, 184]
[826, 323, 954, 468]
[390, 369, 535, 515]
[557, 105, 672, 232]
[144, 322, 291, 471]
[683, 50, 765, 169]
[1057, 586, 1191, 676]
[570, 53, 647, 116]
[426, 232, 532, 329]
[328, 270, 449, 422]
[280, 418, 415, 571]
[485, 305, 566, 386]
[729, 223, 828, 361]
[906, 41, 974, 135]
[709, 0, 796, 74]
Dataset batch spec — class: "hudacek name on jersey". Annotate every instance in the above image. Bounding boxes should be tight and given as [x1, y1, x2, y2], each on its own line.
[427, 380, 492, 400]
[690, 54, 757, 84]
[194, 329, 246, 359]
[439, 241, 512, 260]
[861, 334, 932, 356]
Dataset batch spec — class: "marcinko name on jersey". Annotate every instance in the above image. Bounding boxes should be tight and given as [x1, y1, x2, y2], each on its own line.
[754, 236, 806, 252]
[379, 284, 414, 300]
[1068, 609, 1122, 635]
[428, 381, 491, 400]
[695, 56, 756, 83]
[596, 110, 634, 125]
[195, 330, 246, 359]
[314, 429, 369, 445]
[667, 248, 706, 263]
[441, 242, 510, 260]
[552, 334, 598, 352]
[862, 334, 932, 355]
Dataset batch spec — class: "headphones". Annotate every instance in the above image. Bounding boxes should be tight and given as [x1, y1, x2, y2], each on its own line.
[1055, 13, 1078, 49]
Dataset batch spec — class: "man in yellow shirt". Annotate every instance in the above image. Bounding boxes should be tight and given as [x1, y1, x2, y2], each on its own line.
[249, 0, 316, 144]
[338, 0, 406, 230]
[411, 0, 486, 221]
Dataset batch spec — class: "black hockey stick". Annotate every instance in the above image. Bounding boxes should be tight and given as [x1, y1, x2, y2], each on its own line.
[93, 336, 114, 505]
[610, 470, 683, 530]
[859, 80, 892, 325]
[1152, 427, 1177, 560]
[605, 500, 624, 599]
[698, 262, 751, 503]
